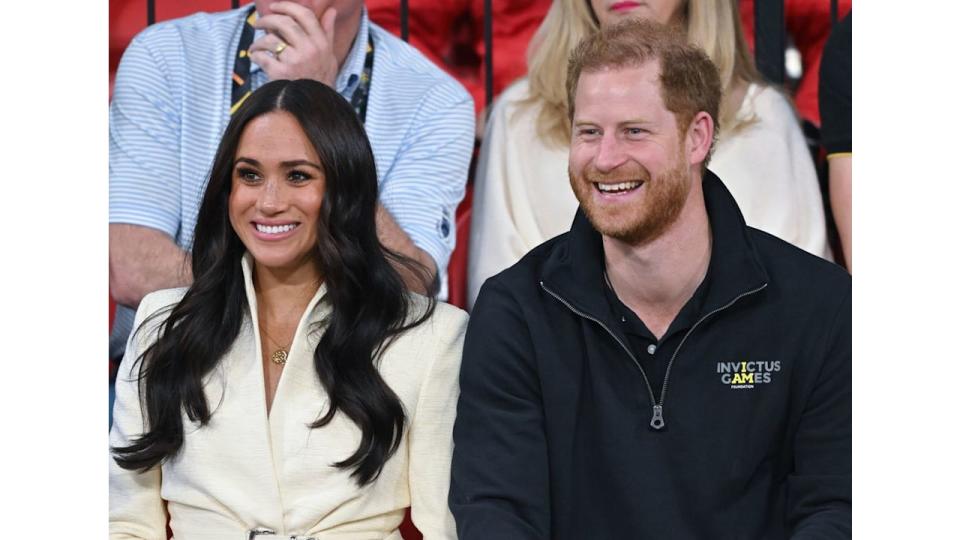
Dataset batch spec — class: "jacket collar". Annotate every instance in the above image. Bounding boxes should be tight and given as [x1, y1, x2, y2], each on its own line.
[540, 170, 769, 326]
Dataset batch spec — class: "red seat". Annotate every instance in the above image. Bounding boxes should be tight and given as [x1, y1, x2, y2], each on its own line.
[398, 507, 422, 540]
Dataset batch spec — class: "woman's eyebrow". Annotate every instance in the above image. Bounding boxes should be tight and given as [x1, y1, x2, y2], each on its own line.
[279, 159, 323, 169]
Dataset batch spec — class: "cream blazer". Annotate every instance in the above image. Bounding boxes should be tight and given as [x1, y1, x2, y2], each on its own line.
[110, 255, 468, 539]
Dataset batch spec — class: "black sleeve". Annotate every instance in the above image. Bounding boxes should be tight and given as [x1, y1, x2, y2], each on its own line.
[449, 279, 551, 540]
[788, 287, 852, 539]
[819, 13, 852, 155]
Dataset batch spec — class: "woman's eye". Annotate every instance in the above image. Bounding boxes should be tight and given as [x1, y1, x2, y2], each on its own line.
[237, 168, 261, 182]
[288, 170, 311, 182]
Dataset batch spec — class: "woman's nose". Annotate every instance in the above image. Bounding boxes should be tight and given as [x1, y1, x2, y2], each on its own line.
[256, 178, 288, 214]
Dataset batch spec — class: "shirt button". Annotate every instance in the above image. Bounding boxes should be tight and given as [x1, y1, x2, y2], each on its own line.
[646, 344, 657, 355]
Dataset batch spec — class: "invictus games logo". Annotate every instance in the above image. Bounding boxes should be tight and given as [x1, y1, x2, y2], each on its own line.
[717, 361, 781, 389]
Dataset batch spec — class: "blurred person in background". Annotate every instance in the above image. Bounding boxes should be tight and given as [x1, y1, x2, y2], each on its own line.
[819, 12, 852, 271]
[110, 80, 467, 539]
[467, 0, 831, 308]
[739, 0, 852, 135]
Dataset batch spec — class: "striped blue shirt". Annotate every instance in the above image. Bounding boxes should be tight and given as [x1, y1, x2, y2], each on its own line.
[109, 5, 474, 355]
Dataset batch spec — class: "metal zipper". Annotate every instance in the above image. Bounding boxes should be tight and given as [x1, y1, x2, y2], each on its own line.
[541, 280, 767, 431]
[656, 283, 768, 427]
[540, 281, 658, 423]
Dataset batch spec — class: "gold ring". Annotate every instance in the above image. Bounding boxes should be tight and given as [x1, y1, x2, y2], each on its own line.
[274, 41, 288, 58]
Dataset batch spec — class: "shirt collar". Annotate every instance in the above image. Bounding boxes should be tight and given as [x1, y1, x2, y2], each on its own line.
[249, 6, 370, 96]
[335, 7, 370, 95]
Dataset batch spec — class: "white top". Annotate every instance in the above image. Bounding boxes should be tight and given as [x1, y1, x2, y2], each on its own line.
[467, 79, 830, 308]
[109, 254, 468, 539]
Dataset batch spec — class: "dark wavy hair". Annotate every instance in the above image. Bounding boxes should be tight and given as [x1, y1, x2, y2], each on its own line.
[112, 79, 436, 486]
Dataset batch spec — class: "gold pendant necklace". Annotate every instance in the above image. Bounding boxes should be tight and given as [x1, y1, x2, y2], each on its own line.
[259, 324, 291, 366]
[269, 348, 288, 365]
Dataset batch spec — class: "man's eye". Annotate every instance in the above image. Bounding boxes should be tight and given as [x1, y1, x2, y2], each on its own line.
[626, 127, 647, 136]
[578, 128, 600, 137]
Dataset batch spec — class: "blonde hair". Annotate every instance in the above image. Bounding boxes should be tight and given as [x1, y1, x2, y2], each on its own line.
[525, 0, 762, 146]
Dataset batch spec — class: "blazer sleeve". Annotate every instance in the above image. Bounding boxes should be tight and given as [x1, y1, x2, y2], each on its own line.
[450, 279, 551, 540]
[109, 293, 171, 540]
[407, 307, 469, 539]
[787, 287, 852, 538]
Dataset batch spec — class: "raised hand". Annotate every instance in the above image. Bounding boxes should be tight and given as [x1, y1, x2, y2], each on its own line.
[249, 1, 339, 87]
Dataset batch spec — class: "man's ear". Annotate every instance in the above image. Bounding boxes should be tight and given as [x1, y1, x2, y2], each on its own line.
[685, 111, 714, 167]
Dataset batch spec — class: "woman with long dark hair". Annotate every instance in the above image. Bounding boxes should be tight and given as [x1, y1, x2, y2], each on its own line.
[109, 79, 467, 539]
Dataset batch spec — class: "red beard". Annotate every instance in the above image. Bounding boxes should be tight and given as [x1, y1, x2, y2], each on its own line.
[569, 154, 691, 246]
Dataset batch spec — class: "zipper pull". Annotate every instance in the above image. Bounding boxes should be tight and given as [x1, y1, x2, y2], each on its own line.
[650, 405, 665, 430]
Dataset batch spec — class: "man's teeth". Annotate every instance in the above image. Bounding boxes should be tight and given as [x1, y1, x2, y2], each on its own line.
[597, 181, 641, 193]
[256, 223, 297, 234]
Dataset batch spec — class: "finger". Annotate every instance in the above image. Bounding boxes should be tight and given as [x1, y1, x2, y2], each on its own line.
[249, 33, 286, 57]
[309, 0, 335, 16]
[269, 1, 323, 36]
[320, 7, 336, 46]
[255, 13, 307, 46]
[249, 49, 283, 75]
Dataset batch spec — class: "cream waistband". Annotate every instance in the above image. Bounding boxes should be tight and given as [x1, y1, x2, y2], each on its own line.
[245, 528, 403, 540]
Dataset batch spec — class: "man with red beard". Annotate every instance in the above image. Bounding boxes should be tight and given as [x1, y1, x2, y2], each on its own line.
[450, 20, 851, 539]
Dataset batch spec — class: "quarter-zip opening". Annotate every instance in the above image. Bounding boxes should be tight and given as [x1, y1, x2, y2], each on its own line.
[540, 280, 767, 431]
[540, 282, 658, 425]
[657, 283, 768, 418]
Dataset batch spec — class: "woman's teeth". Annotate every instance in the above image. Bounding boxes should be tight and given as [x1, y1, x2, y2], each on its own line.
[256, 223, 297, 234]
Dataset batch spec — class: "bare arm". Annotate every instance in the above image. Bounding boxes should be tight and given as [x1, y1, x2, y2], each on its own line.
[377, 204, 437, 294]
[109, 224, 193, 308]
[827, 155, 852, 272]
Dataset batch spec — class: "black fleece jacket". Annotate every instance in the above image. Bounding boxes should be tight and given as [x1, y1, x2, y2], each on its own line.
[450, 171, 851, 539]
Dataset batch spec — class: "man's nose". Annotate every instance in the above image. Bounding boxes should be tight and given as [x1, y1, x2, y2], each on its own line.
[593, 134, 628, 173]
